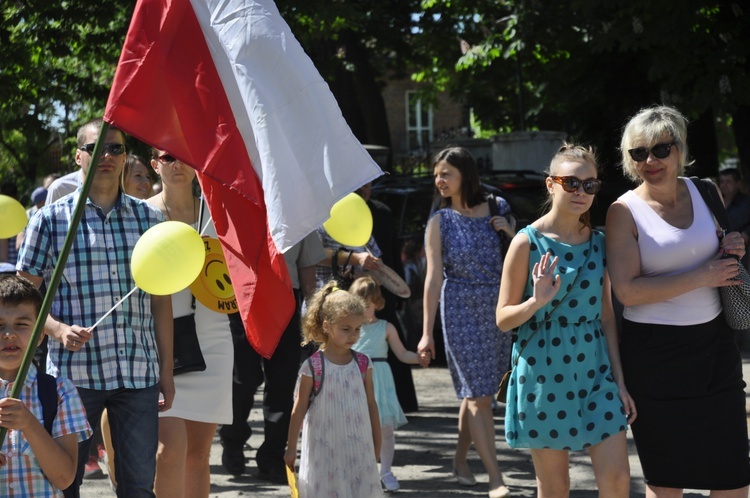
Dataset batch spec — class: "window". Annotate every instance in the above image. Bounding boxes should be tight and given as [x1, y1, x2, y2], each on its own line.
[406, 91, 433, 153]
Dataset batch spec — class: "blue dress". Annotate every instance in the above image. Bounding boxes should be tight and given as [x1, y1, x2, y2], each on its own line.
[505, 227, 628, 450]
[438, 203, 513, 399]
[352, 320, 408, 429]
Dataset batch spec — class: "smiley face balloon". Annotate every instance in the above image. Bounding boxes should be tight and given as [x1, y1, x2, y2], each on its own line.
[189, 237, 238, 314]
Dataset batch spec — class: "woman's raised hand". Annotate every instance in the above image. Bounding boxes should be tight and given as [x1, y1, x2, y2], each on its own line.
[532, 252, 561, 306]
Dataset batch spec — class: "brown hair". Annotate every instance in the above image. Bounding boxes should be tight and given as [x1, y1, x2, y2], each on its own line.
[0, 275, 43, 315]
[543, 143, 600, 230]
[76, 117, 125, 147]
[302, 280, 367, 346]
[120, 154, 153, 197]
[348, 276, 385, 311]
[431, 146, 486, 209]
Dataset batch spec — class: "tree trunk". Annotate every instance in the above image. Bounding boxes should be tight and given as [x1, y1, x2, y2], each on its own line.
[687, 108, 719, 179]
[732, 105, 750, 180]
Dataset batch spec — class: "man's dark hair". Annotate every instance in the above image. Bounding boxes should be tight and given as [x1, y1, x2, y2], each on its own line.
[77, 117, 126, 147]
[0, 275, 43, 315]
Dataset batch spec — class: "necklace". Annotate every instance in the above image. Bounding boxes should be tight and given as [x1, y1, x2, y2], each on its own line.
[162, 192, 197, 224]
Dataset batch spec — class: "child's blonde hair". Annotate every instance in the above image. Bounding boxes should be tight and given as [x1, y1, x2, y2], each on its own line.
[348, 276, 385, 311]
[302, 280, 367, 346]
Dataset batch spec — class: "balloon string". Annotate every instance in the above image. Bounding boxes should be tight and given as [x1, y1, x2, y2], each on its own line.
[90, 286, 139, 330]
[90, 198, 210, 331]
[198, 196, 211, 235]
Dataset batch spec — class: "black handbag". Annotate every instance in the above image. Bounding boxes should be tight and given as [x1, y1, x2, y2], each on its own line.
[331, 247, 356, 290]
[173, 295, 206, 375]
[690, 177, 750, 330]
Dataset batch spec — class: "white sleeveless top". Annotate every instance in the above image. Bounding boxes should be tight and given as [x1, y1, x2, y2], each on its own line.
[619, 178, 722, 325]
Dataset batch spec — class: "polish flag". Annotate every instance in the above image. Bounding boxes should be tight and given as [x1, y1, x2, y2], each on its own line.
[104, 0, 382, 358]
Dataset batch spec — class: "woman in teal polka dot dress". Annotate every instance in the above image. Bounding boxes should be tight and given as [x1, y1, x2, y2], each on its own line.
[496, 144, 636, 497]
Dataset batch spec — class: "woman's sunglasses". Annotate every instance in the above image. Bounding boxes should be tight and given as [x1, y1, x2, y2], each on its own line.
[627, 142, 676, 162]
[550, 176, 602, 195]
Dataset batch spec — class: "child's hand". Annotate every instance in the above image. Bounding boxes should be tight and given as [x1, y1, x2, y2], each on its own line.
[283, 447, 296, 469]
[0, 397, 36, 431]
[0, 453, 7, 467]
[418, 351, 431, 368]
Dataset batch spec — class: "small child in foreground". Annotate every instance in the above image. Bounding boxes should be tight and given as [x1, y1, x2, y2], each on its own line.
[0, 275, 92, 496]
[285, 281, 384, 498]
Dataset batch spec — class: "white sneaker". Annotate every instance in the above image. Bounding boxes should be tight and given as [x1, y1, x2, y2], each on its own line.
[381, 472, 400, 492]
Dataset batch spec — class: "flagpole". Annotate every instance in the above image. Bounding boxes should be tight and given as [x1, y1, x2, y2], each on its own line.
[0, 123, 110, 446]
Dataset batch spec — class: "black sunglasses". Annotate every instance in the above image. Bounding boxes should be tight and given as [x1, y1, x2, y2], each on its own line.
[550, 176, 602, 195]
[157, 154, 177, 164]
[628, 142, 676, 162]
[78, 143, 126, 156]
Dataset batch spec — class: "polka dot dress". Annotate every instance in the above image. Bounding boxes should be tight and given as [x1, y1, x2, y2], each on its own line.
[505, 227, 627, 451]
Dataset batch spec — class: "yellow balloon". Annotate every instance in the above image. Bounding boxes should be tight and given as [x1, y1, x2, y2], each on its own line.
[0, 195, 29, 238]
[323, 193, 373, 247]
[131, 221, 205, 295]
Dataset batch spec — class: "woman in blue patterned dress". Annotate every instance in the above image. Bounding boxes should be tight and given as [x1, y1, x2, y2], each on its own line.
[418, 147, 515, 498]
[496, 144, 636, 497]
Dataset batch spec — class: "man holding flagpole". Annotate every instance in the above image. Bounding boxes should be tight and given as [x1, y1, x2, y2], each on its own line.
[17, 118, 173, 498]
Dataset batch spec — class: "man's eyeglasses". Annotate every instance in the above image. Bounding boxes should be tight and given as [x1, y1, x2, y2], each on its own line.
[550, 176, 602, 195]
[157, 154, 177, 164]
[78, 143, 126, 156]
[628, 142, 676, 162]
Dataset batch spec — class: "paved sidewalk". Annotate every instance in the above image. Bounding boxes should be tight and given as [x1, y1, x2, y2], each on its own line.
[80, 354, 750, 497]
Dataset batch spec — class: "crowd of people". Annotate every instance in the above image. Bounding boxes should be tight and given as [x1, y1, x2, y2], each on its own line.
[1, 104, 749, 498]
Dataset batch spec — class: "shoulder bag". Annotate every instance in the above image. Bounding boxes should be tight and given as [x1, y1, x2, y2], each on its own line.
[173, 206, 207, 375]
[689, 177, 750, 330]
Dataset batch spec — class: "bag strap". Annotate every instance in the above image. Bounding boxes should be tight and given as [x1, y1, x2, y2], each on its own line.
[486, 193, 503, 240]
[307, 350, 325, 406]
[331, 248, 353, 275]
[353, 350, 368, 381]
[307, 349, 367, 407]
[511, 232, 596, 369]
[689, 177, 729, 232]
[37, 372, 58, 435]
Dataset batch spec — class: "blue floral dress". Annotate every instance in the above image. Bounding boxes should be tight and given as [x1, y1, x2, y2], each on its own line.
[438, 202, 513, 399]
[504, 227, 628, 450]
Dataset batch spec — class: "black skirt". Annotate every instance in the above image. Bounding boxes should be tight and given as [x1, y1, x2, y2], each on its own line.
[621, 314, 750, 490]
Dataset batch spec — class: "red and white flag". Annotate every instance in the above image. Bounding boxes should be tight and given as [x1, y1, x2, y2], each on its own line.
[105, 0, 382, 358]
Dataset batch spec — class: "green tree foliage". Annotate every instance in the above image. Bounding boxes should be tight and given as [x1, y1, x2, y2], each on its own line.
[409, 0, 749, 178]
[0, 0, 132, 195]
[1, 0, 748, 195]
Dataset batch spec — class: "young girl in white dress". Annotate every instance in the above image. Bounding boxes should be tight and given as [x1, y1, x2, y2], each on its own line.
[349, 276, 428, 492]
[285, 281, 384, 498]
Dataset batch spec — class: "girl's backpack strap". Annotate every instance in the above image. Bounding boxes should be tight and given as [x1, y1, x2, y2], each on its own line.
[352, 350, 369, 382]
[307, 350, 325, 406]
